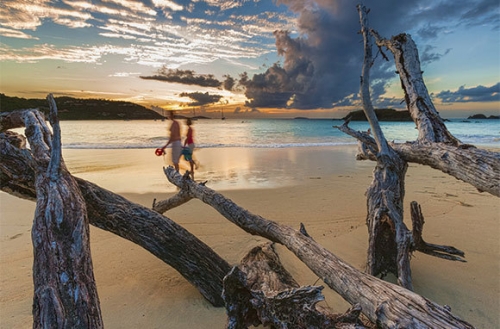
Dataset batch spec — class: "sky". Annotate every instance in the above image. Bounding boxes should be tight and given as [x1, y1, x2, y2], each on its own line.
[1, 0, 499, 118]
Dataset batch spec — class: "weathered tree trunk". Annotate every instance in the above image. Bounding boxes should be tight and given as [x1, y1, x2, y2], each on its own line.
[370, 32, 459, 145]
[347, 4, 498, 286]
[223, 242, 370, 328]
[337, 125, 500, 197]
[1, 102, 478, 327]
[27, 95, 104, 328]
[393, 142, 500, 196]
[370, 15, 499, 198]
[163, 168, 474, 328]
[357, 4, 414, 289]
[410, 201, 465, 261]
[0, 109, 231, 307]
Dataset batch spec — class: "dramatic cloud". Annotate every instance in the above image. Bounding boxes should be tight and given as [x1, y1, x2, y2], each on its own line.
[436, 83, 500, 103]
[179, 91, 223, 106]
[141, 68, 222, 87]
[239, 0, 498, 109]
[1, 0, 497, 111]
[222, 75, 237, 91]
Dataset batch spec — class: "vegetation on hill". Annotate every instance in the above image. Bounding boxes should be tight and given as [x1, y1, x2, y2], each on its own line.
[342, 108, 412, 121]
[0, 94, 164, 120]
[467, 114, 499, 119]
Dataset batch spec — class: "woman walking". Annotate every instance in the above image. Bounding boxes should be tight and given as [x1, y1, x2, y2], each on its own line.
[184, 118, 196, 179]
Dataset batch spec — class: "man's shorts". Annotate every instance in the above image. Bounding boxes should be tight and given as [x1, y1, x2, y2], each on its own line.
[171, 140, 182, 164]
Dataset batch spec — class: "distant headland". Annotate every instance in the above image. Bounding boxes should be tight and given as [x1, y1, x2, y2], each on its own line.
[466, 114, 499, 120]
[1, 94, 497, 121]
[341, 108, 412, 121]
[0, 94, 163, 120]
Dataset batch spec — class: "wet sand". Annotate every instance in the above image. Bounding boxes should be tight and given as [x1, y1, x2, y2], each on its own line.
[1, 146, 498, 328]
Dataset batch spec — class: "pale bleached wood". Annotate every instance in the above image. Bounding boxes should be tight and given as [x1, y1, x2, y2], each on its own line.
[357, 4, 413, 289]
[164, 167, 474, 329]
[223, 242, 370, 328]
[0, 109, 231, 307]
[337, 123, 500, 197]
[370, 31, 460, 145]
[27, 95, 104, 328]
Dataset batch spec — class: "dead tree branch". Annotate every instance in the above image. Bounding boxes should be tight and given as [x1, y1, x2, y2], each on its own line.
[164, 167, 474, 328]
[337, 123, 500, 197]
[410, 202, 465, 261]
[358, 4, 414, 289]
[24, 96, 104, 328]
[223, 242, 370, 328]
[370, 31, 460, 145]
[0, 109, 231, 307]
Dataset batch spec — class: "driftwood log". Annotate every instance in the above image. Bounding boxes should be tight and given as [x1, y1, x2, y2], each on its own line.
[1, 5, 494, 328]
[338, 124, 500, 198]
[357, 5, 414, 289]
[162, 168, 474, 328]
[0, 109, 231, 308]
[330, 5, 497, 291]
[30, 95, 104, 328]
[351, 6, 500, 198]
[223, 242, 369, 328]
[2, 106, 375, 326]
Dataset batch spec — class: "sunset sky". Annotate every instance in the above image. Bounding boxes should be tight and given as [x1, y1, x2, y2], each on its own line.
[1, 0, 499, 118]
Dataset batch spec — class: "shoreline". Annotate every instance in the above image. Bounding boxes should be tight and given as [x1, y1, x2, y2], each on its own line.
[1, 146, 498, 328]
[60, 146, 375, 194]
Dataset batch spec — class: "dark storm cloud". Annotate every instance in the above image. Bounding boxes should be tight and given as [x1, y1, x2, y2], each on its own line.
[240, 0, 416, 109]
[461, 0, 500, 28]
[420, 45, 452, 65]
[240, 0, 496, 109]
[222, 75, 236, 91]
[179, 92, 223, 106]
[141, 68, 222, 88]
[417, 25, 446, 39]
[240, 7, 362, 109]
[436, 83, 500, 103]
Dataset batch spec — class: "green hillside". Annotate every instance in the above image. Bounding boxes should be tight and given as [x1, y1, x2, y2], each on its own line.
[0, 94, 164, 120]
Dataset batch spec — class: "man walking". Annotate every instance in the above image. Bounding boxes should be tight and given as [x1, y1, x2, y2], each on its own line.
[161, 111, 181, 172]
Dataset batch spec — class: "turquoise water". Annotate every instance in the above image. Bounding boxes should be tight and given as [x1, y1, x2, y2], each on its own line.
[49, 118, 499, 149]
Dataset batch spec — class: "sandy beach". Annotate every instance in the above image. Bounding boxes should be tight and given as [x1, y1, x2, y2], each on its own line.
[1, 146, 498, 328]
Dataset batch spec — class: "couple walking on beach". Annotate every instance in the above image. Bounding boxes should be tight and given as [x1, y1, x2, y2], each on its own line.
[160, 110, 196, 179]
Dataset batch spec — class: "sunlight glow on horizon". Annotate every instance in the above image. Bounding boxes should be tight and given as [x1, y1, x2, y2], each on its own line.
[0, 0, 498, 117]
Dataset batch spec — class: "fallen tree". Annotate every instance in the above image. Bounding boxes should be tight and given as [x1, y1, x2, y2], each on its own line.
[329, 5, 499, 291]
[30, 95, 103, 328]
[1, 105, 475, 327]
[0, 108, 232, 308]
[1, 5, 495, 328]
[223, 242, 370, 328]
[161, 167, 474, 328]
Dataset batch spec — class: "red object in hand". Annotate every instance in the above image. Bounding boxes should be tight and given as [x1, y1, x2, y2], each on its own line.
[155, 148, 164, 156]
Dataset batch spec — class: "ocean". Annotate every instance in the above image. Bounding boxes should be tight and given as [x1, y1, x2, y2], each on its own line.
[36, 118, 500, 149]
[9, 117, 498, 193]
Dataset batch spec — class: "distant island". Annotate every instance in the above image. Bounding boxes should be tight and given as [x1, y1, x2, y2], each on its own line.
[342, 108, 412, 121]
[0, 94, 164, 120]
[467, 114, 499, 120]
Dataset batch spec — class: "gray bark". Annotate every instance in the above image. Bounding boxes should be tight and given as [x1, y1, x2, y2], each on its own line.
[223, 242, 369, 328]
[357, 4, 413, 289]
[163, 168, 474, 328]
[0, 109, 231, 308]
[22, 95, 104, 328]
[370, 31, 460, 145]
[337, 124, 500, 197]
[410, 201, 465, 261]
